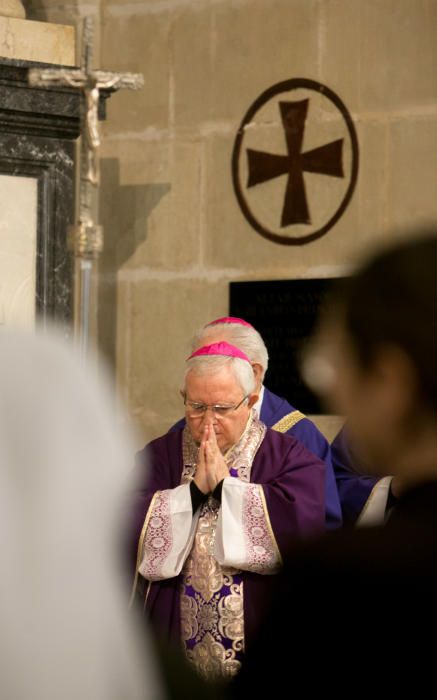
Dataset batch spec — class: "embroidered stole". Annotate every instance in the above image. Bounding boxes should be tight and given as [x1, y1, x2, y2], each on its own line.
[179, 412, 266, 680]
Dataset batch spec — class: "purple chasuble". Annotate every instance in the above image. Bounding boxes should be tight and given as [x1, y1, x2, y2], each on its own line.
[179, 416, 266, 677]
[169, 386, 342, 529]
[129, 418, 325, 678]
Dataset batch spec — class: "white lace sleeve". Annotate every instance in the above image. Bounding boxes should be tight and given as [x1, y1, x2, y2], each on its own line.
[137, 483, 199, 581]
[214, 477, 282, 575]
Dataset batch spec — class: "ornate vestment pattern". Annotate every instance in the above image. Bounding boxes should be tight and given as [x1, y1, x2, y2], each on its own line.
[179, 413, 267, 679]
[139, 491, 173, 580]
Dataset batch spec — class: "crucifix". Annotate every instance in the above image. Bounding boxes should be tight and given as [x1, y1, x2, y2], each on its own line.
[29, 17, 144, 357]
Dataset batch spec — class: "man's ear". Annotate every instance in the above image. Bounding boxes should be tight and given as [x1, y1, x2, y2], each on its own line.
[251, 363, 264, 390]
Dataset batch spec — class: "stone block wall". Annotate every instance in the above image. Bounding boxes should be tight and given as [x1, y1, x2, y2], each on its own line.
[26, 0, 437, 447]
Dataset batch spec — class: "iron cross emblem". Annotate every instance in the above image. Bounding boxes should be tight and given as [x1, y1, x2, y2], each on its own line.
[232, 79, 359, 245]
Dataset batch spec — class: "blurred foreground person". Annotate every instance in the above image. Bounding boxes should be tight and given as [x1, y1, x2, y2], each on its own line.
[130, 342, 325, 682]
[0, 329, 163, 700]
[231, 233, 437, 695]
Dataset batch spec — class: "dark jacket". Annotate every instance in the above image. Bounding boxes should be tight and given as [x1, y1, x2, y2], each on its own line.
[231, 480, 437, 696]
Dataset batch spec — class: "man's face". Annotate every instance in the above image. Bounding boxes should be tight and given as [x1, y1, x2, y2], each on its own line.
[184, 366, 257, 452]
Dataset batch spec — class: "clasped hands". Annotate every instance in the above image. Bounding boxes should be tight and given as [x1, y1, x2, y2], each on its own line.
[194, 422, 229, 495]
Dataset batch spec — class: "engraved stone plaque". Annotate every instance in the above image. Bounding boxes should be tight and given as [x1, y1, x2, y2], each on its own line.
[230, 278, 341, 413]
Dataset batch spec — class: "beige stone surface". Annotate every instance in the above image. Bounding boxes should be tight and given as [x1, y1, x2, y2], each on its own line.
[99, 138, 203, 270]
[0, 174, 37, 327]
[27, 0, 437, 445]
[0, 16, 75, 64]
[101, 7, 171, 132]
[169, 0, 321, 130]
[320, 0, 437, 114]
[359, 0, 437, 112]
[118, 277, 226, 444]
[0, 1, 25, 19]
[203, 130, 356, 277]
[209, 0, 321, 125]
[171, 2, 214, 129]
[26, 0, 97, 23]
[387, 117, 437, 233]
[319, 0, 361, 114]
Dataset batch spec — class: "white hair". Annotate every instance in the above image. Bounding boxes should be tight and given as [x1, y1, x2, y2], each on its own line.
[184, 355, 256, 396]
[192, 322, 269, 381]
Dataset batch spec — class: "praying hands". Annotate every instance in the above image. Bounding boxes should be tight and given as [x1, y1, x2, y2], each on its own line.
[194, 422, 229, 494]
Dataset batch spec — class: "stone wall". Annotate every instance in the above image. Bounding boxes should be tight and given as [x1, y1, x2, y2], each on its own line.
[26, 0, 437, 447]
[25, 0, 100, 59]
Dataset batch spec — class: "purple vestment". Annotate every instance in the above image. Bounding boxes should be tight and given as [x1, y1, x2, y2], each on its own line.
[170, 386, 342, 529]
[129, 422, 325, 677]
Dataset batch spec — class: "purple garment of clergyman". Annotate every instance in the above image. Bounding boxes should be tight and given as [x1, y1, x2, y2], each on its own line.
[170, 386, 342, 530]
[129, 426, 325, 654]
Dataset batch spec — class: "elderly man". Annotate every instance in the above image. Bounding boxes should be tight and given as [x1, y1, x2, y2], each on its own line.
[171, 316, 342, 529]
[130, 342, 325, 681]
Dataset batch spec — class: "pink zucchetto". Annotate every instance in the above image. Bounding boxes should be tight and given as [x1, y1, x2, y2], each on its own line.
[206, 316, 254, 329]
[187, 341, 251, 364]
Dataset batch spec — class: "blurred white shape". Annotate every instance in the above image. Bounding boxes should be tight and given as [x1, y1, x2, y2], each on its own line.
[0, 327, 163, 699]
[301, 350, 337, 395]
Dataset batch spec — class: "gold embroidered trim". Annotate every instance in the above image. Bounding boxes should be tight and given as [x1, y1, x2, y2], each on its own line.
[257, 484, 283, 567]
[271, 410, 306, 433]
[180, 496, 245, 680]
[185, 630, 242, 679]
[128, 490, 160, 608]
[223, 411, 254, 461]
[225, 411, 267, 483]
[182, 424, 198, 475]
[182, 500, 223, 602]
[180, 413, 267, 679]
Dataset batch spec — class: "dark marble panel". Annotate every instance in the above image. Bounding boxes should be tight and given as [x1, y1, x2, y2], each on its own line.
[0, 58, 110, 333]
[230, 278, 342, 414]
[0, 58, 110, 137]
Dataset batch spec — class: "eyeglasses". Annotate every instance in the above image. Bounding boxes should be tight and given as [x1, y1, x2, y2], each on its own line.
[182, 393, 249, 418]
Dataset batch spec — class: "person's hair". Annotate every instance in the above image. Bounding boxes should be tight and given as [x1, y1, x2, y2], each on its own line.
[184, 355, 256, 397]
[192, 322, 269, 380]
[336, 232, 437, 415]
